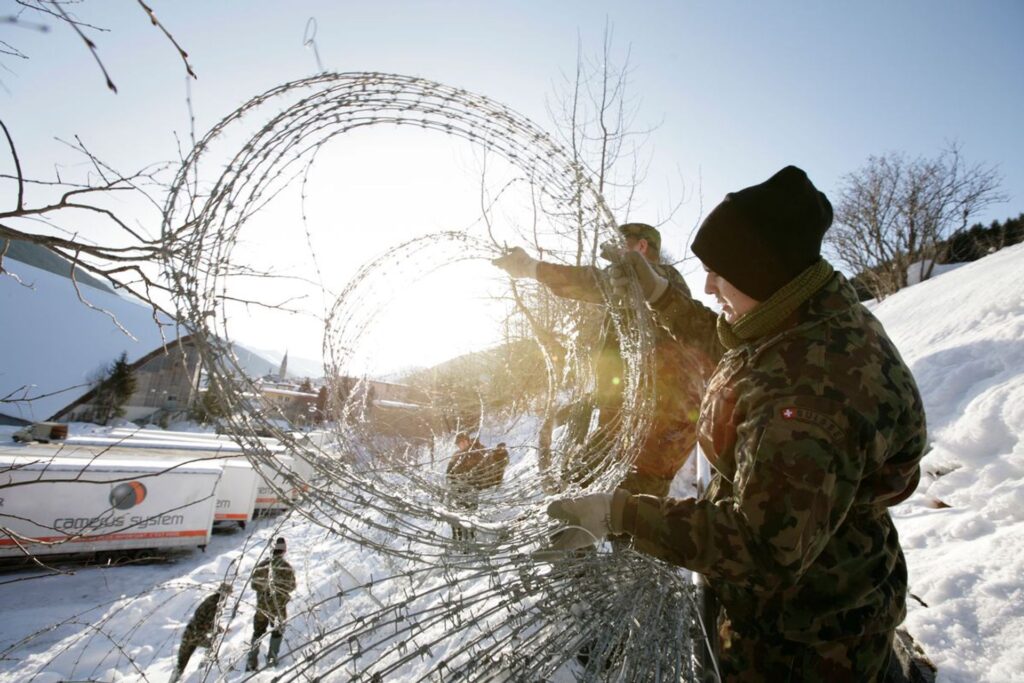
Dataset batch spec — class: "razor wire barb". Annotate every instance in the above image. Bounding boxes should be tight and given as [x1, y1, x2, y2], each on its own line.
[2, 72, 706, 681]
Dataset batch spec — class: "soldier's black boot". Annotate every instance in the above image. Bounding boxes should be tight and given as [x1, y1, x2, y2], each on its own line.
[267, 633, 283, 666]
[246, 645, 259, 672]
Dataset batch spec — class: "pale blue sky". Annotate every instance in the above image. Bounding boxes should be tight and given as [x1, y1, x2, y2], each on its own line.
[7, 1, 1022, 226]
[3, 1, 1022, 369]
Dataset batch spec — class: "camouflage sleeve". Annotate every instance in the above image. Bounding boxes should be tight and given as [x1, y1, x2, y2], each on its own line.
[535, 262, 607, 304]
[620, 397, 864, 591]
[658, 263, 691, 298]
[650, 279, 724, 364]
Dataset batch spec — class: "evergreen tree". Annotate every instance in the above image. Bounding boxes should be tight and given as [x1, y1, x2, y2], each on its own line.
[193, 376, 231, 424]
[92, 352, 137, 425]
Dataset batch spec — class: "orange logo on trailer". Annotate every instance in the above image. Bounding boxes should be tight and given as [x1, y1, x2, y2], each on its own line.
[109, 481, 147, 509]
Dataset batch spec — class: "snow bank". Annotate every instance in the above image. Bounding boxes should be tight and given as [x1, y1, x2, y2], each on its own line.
[878, 243, 1024, 682]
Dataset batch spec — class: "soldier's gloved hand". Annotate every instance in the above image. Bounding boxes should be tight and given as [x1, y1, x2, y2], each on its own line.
[535, 489, 629, 558]
[492, 246, 540, 279]
[599, 239, 627, 263]
[609, 250, 669, 303]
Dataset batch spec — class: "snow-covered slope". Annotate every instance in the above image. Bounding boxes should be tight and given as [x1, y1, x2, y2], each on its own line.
[876, 243, 1024, 682]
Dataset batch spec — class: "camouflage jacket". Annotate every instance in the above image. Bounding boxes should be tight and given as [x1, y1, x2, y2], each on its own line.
[252, 556, 296, 617]
[619, 271, 927, 643]
[447, 441, 487, 491]
[448, 441, 509, 491]
[536, 260, 714, 479]
[184, 592, 224, 646]
[476, 443, 509, 489]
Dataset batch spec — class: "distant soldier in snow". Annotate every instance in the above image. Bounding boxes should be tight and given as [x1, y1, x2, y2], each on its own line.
[446, 432, 487, 541]
[493, 223, 713, 496]
[544, 167, 927, 681]
[246, 537, 296, 671]
[446, 434, 511, 541]
[171, 582, 232, 682]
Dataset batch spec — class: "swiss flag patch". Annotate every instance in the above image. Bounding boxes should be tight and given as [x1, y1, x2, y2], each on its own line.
[781, 407, 797, 419]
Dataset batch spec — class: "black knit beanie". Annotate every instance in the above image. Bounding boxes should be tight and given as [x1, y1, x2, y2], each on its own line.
[691, 166, 833, 300]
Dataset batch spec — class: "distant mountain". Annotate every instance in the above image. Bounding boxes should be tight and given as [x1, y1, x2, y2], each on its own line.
[234, 345, 324, 380]
[2, 239, 114, 293]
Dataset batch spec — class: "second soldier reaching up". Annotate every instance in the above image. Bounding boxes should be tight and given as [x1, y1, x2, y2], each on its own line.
[493, 224, 714, 496]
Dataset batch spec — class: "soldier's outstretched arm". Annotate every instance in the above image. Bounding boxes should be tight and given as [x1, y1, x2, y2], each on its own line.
[650, 277, 724, 364]
[618, 396, 865, 592]
[534, 261, 608, 304]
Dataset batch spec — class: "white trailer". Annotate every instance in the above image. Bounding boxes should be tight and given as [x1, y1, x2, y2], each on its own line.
[253, 454, 309, 513]
[0, 455, 221, 558]
[213, 459, 259, 526]
[65, 428, 286, 455]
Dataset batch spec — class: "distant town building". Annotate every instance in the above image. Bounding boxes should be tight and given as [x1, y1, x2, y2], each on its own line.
[256, 380, 319, 427]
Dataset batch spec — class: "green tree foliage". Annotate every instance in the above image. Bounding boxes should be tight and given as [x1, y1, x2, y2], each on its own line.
[944, 213, 1024, 263]
[192, 376, 231, 424]
[91, 352, 137, 425]
[314, 386, 330, 424]
[403, 339, 549, 432]
[848, 212, 1023, 301]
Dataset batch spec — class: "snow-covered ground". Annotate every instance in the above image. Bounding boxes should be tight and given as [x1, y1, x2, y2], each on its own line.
[0, 244, 1022, 681]
[876, 243, 1024, 682]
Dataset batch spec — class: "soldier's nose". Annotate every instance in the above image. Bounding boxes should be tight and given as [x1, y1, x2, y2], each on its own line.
[704, 272, 717, 296]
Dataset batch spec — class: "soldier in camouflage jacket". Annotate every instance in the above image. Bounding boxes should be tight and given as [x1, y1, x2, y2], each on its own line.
[171, 583, 232, 681]
[547, 167, 927, 681]
[493, 223, 714, 496]
[247, 537, 297, 670]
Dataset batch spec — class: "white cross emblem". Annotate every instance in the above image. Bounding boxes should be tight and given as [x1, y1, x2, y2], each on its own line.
[782, 408, 796, 419]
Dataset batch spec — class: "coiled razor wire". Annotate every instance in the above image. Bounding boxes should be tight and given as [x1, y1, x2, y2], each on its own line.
[0, 73, 708, 681]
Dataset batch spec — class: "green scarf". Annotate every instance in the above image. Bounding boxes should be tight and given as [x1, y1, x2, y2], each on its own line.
[717, 259, 835, 350]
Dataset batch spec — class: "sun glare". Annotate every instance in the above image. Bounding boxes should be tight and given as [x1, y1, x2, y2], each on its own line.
[213, 125, 536, 378]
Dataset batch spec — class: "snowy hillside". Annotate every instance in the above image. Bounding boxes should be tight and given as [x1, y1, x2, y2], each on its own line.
[0, 245, 1021, 682]
[876, 243, 1024, 682]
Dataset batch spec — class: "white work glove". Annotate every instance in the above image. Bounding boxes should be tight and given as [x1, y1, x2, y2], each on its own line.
[492, 246, 540, 279]
[536, 491, 628, 558]
[609, 250, 669, 303]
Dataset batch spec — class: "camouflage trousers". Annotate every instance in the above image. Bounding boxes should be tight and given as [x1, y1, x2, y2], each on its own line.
[253, 607, 287, 641]
[176, 627, 212, 673]
[717, 623, 894, 682]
